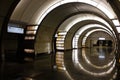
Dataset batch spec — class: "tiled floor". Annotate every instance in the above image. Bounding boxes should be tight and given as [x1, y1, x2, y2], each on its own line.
[0, 47, 119, 80]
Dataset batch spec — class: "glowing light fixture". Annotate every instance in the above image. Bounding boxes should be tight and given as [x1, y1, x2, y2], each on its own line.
[112, 19, 120, 26]
[24, 49, 34, 53]
[99, 38, 105, 40]
[116, 27, 120, 33]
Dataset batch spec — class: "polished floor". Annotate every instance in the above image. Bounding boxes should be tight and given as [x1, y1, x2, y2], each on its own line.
[0, 47, 120, 80]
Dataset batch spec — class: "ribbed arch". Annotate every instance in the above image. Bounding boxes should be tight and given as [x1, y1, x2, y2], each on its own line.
[82, 29, 114, 47]
[33, 0, 117, 24]
[72, 24, 114, 49]
[84, 30, 115, 48]
[57, 13, 115, 50]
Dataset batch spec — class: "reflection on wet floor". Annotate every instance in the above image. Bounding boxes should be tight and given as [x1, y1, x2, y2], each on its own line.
[0, 47, 119, 80]
[56, 47, 118, 80]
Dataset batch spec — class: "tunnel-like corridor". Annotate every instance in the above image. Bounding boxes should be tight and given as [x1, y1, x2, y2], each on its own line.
[0, 0, 120, 80]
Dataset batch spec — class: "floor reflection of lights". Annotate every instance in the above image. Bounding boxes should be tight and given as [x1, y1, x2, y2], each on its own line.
[77, 59, 116, 76]
[56, 51, 73, 80]
[72, 49, 116, 76]
[82, 48, 115, 69]
[16, 77, 34, 80]
[56, 48, 117, 80]
[56, 52, 66, 70]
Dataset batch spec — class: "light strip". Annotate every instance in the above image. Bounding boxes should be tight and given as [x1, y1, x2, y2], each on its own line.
[59, 14, 113, 32]
[112, 19, 120, 26]
[77, 24, 112, 36]
[116, 27, 120, 33]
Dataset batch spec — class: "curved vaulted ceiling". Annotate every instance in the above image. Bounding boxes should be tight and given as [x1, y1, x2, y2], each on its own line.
[10, 0, 117, 24]
[9, 0, 119, 53]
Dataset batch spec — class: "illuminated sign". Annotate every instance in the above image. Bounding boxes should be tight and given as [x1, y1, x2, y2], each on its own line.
[8, 24, 24, 34]
[99, 38, 105, 40]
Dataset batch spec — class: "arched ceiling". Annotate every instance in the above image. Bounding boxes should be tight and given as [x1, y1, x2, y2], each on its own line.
[9, 0, 119, 35]
[10, 0, 117, 24]
[8, 0, 120, 52]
